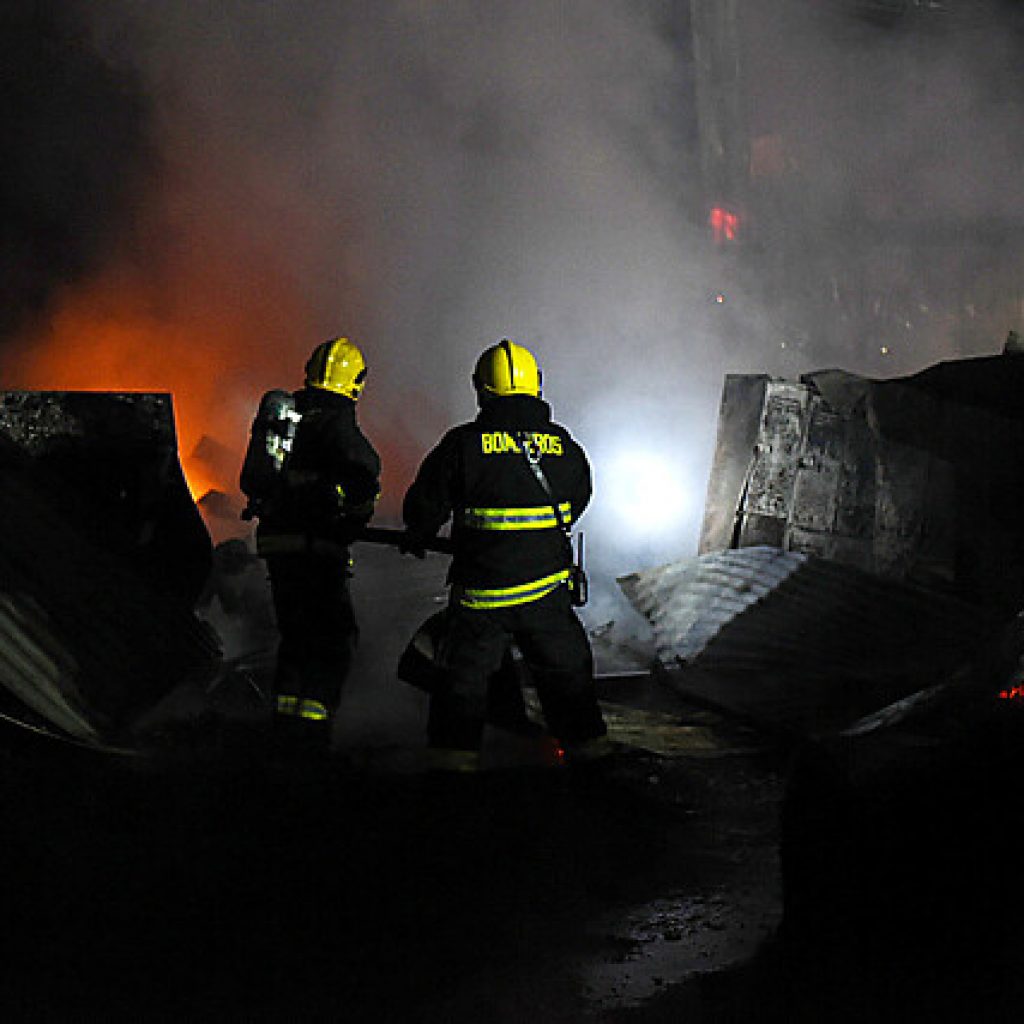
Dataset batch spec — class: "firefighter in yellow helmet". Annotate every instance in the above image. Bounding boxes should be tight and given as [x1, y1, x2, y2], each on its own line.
[240, 336, 380, 755]
[401, 339, 608, 770]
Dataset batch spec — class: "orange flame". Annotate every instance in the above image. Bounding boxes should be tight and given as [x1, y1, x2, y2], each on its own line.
[1, 264, 310, 521]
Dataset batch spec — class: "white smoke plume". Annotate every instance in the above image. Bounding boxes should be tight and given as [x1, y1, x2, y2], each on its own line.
[6, 0, 1024, 647]
[77, 0, 719, 586]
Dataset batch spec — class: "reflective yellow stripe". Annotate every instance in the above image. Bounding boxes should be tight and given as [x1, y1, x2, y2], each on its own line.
[462, 502, 571, 531]
[275, 695, 330, 722]
[459, 569, 570, 610]
[299, 699, 329, 722]
[276, 695, 300, 715]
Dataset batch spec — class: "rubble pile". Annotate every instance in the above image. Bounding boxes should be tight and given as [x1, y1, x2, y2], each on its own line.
[0, 393, 220, 742]
[700, 354, 1024, 610]
[621, 353, 1024, 735]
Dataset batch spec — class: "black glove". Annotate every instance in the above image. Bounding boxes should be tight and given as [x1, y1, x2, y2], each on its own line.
[398, 530, 427, 559]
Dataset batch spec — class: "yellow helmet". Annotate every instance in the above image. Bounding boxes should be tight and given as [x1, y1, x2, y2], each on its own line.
[472, 339, 541, 397]
[305, 337, 367, 400]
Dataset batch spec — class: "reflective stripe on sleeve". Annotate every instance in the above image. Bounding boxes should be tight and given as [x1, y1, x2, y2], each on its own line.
[299, 699, 329, 721]
[275, 695, 330, 722]
[458, 569, 570, 610]
[462, 502, 571, 531]
[276, 694, 300, 716]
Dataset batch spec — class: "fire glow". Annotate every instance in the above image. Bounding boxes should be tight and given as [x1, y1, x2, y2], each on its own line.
[0, 269, 307, 507]
[709, 205, 740, 244]
[0, 270, 414, 542]
[998, 683, 1024, 701]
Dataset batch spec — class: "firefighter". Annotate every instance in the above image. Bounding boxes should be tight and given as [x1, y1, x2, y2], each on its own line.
[401, 338, 609, 771]
[240, 336, 380, 754]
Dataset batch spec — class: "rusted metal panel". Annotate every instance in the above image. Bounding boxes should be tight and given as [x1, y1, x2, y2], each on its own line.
[0, 390, 176, 451]
[625, 354, 1024, 735]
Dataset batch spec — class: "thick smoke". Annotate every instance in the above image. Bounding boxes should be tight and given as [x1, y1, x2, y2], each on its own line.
[0, 2, 152, 340]
[35, 0, 718, 585]
[730, 1, 1024, 379]
[5, 1, 1024, 651]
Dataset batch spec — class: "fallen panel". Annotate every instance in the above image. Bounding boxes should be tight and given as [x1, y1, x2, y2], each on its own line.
[0, 418, 220, 741]
[620, 546, 996, 736]
[0, 391, 213, 605]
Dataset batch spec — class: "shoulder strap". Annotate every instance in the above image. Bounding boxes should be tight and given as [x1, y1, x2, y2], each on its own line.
[518, 432, 572, 540]
[517, 431, 587, 605]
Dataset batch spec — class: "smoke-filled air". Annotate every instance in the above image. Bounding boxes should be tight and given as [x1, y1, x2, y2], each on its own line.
[3, 0, 1024, 615]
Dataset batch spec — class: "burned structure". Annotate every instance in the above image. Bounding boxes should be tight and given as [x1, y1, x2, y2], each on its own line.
[700, 353, 1024, 607]
[622, 349, 1024, 732]
[0, 392, 219, 743]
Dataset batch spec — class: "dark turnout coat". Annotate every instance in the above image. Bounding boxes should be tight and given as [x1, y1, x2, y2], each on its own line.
[242, 386, 380, 551]
[403, 394, 590, 604]
[240, 386, 380, 728]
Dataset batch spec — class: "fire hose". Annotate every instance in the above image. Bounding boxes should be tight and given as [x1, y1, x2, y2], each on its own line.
[353, 525, 454, 555]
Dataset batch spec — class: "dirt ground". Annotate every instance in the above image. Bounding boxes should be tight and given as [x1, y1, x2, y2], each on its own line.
[6, 684, 1024, 1023]
[0, 700, 787, 1023]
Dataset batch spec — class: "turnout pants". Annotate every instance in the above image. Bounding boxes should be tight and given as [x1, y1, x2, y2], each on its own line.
[429, 585, 606, 751]
[266, 551, 357, 747]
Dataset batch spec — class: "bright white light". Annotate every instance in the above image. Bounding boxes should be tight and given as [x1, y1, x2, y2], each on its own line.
[600, 447, 691, 538]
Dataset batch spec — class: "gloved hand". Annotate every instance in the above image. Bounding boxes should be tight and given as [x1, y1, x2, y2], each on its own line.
[398, 530, 428, 559]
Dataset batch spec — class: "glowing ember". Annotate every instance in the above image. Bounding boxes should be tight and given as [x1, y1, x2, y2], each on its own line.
[709, 205, 740, 243]
[998, 683, 1024, 701]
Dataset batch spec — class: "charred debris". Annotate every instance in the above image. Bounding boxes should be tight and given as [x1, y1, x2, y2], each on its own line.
[622, 338, 1024, 736]
[4, 349, 1024, 781]
[3, 346, 1024, 766]
[617, 340, 1024, 1020]
[3, 351, 1024, 1018]
[0, 390, 217, 745]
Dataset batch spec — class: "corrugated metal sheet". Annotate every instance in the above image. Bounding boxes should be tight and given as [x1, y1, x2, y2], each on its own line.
[620, 546, 994, 680]
[620, 547, 805, 667]
[0, 594, 99, 742]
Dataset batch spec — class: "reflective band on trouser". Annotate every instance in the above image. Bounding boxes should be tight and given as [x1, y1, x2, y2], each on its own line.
[275, 694, 330, 722]
[462, 502, 571, 531]
[459, 569, 570, 610]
